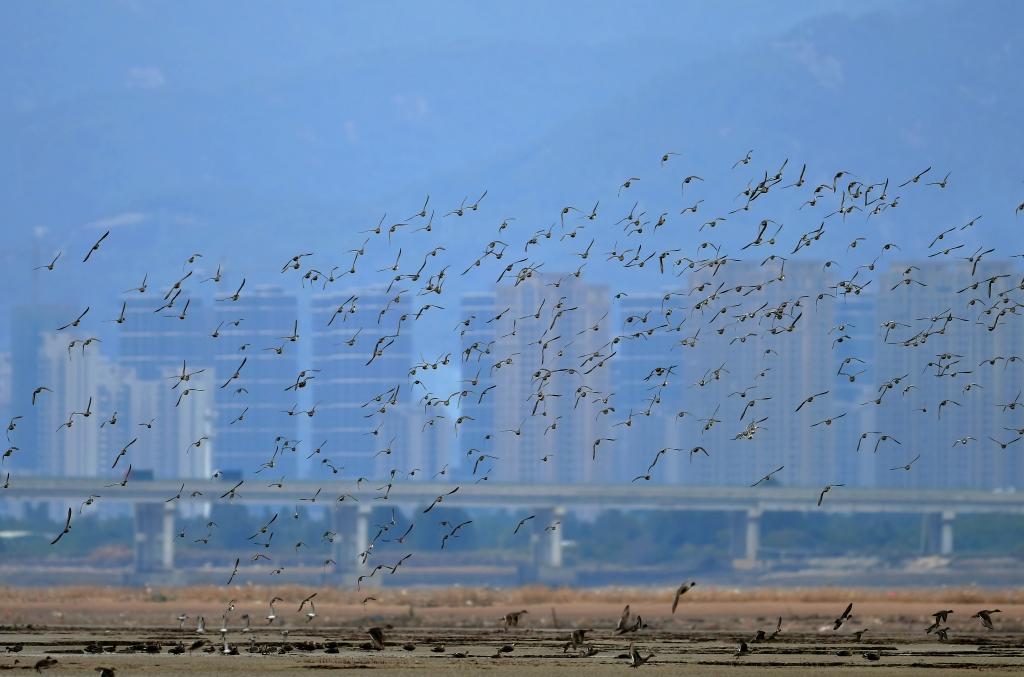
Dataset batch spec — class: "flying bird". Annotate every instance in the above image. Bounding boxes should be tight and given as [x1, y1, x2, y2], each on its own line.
[671, 581, 696, 613]
[818, 483, 845, 507]
[890, 454, 921, 471]
[833, 602, 854, 630]
[972, 609, 1001, 630]
[750, 466, 784, 487]
[513, 515, 536, 535]
[424, 486, 459, 513]
[50, 508, 72, 545]
[82, 230, 110, 262]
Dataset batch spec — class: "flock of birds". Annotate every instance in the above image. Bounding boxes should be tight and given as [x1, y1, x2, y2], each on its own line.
[3, 148, 1022, 664]
[5, 593, 1011, 671]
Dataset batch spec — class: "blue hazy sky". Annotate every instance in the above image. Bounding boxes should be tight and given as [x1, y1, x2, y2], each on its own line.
[0, 0, 1021, 353]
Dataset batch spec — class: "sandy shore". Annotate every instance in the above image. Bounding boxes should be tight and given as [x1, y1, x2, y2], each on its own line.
[2, 625, 1023, 676]
[2, 587, 1022, 674]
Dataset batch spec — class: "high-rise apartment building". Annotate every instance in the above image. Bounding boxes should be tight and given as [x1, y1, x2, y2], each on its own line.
[873, 260, 1024, 490]
[213, 286, 300, 477]
[461, 274, 612, 484]
[311, 288, 414, 480]
[611, 291, 684, 484]
[120, 294, 213, 380]
[679, 260, 844, 488]
[456, 291, 499, 478]
[8, 304, 75, 473]
[831, 291, 878, 486]
[34, 335, 213, 480]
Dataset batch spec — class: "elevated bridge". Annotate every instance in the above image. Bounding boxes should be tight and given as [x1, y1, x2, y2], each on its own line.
[3, 477, 1021, 582]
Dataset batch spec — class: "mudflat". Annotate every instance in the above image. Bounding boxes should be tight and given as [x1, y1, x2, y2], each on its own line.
[1, 586, 1022, 675]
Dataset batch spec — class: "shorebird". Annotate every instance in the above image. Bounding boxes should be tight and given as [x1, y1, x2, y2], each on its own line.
[972, 609, 1001, 630]
[564, 628, 591, 652]
[299, 593, 318, 623]
[926, 610, 953, 633]
[49, 508, 72, 545]
[34, 251, 61, 271]
[423, 486, 459, 513]
[31, 386, 52, 406]
[266, 597, 282, 624]
[367, 627, 386, 650]
[671, 581, 696, 613]
[750, 466, 784, 487]
[616, 614, 646, 635]
[890, 454, 921, 471]
[34, 657, 59, 672]
[833, 602, 854, 630]
[629, 642, 653, 667]
[57, 307, 89, 331]
[513, 515, 535, 534]
[502, 610, 528, 630]
[616, 605, 632, 633]
[82, 230, 109, 262]
[818, 483, 845, 507]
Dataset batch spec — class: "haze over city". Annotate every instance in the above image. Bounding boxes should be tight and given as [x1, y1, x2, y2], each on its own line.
[1, 1, 1023, 674]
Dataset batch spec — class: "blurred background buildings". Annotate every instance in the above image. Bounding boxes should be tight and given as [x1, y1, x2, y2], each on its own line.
[6, 260, 1021, 492]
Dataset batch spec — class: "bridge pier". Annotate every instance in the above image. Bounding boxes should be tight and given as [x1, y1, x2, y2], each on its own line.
[733, 508, 762, 570]
[133, 502, 175, 574]
[329, 503, 371, 583]
[746, 509, 761, 562]
[524, 506, 572, 584]
[534, 506, 565, 568]
[940, 510, 955, 556]
[921, 511, 956, 556]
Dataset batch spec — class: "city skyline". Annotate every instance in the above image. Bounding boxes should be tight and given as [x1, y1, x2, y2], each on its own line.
[3, 3, 1024, 670]
[5, 258, 1022, 493]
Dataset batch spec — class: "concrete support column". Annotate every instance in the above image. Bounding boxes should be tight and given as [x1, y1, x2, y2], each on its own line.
[330, 504, 371, 577]
[940, 510, 955, 556]
[355, 504, 371, 565]
[329, 505, 348, 565]
[921, 512, 942, 554]
[133, 502, 175, 573]
[745, 508, 761, 563]
[919, 513, 933, 554]
[524, 506, 571, 584]
[537, 506, 565, 568]
[160, 502, 175, 570]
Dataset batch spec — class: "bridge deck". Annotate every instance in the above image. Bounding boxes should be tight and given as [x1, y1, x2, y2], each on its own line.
[3, 478, 1022, 514]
